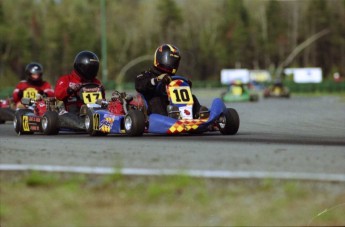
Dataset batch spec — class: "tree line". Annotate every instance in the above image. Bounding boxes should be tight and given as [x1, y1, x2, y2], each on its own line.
[0, 0, 344, 88]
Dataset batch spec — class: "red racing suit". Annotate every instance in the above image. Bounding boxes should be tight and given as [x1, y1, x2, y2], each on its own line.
[12, 80, 54, 105]
[55, 70, 105, 112]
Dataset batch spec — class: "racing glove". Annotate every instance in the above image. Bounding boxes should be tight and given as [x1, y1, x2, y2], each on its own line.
[17, 90, 23, 99]
[154, 74, 171, 86]
[38, 90, 48, 97]
[67, 83, 81, 95]
[187, 79, 192, 88]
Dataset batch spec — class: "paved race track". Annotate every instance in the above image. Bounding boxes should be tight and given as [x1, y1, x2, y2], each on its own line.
[1, 92, 345, 181]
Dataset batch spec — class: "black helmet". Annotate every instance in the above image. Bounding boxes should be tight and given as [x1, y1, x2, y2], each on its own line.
[73, 51, 99, 81]
[25, 62, 43, 84]
[153, 44, 181, 74]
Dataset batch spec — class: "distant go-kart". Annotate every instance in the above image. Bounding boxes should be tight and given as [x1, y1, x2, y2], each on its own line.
[85, 75, 240, 136]
[13, 95, 59, 135]
[221, 81, 259, 102]
[1, 87, 41, 124]
[0, 98, 15, 124]
[263, 83, 290, 98]
[13, 83, 105, 135]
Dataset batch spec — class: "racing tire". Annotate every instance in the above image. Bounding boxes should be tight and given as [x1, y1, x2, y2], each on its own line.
[218, 108, 240, 135]
[13, 109, 34, 135]
[124, 110, 145, 136]
[41, 111, 59, 135]
[85, 109, 108, 136]
[250, 94, 259, 102]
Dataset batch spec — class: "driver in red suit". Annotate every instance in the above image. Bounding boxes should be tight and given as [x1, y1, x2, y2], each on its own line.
[54, 50, 105, 130]
[55, 50, 105, 113]
[12, 62, 54, 107]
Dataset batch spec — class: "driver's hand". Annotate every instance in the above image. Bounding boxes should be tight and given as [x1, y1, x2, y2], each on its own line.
[67, 83, 81, 95]
[155, 74, 171, 85]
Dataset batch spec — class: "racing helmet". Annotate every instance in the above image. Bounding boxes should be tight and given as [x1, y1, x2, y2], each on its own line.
[153, 44, 181, 74]
[25, 62, 43, 84]
[73, 50, 99, 81]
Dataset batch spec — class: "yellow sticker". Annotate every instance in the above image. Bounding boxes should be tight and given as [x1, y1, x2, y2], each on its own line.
[22, 116, 30, 131]
[23, 88, 38, 100]
[232, 86, 243, 95]
[274, 87, 281, 94]
[168, 86, 193, 104]
[82, 91, 102, 104]
[93, 113, 100, 130]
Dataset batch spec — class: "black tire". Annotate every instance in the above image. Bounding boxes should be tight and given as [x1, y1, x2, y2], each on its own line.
[218, 108, 240, 135]
[124, 110, 145, 136]
[41, 111, 59, 135]
[250, 94, 259, 102]
[13, 109, 34, 135]
[0, 107, 15, 123]
[85, 109, 108, 136]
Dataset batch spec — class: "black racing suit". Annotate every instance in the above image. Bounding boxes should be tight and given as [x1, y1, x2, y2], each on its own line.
[135, 67, 201, 116]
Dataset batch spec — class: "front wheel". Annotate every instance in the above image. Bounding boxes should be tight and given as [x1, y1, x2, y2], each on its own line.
[218, 108, 240, 135]
[41, 111, 59, 135]
[85, 109, 108, 136]
[13, 109, 34, 135]
[124, 110, 145, 136]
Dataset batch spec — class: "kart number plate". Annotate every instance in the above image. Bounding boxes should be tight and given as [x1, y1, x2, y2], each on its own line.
[23, 88, 38, 100]
[274, 88, 281, 95]
[168, 86, 193, 104]
[82, 92, 102, 104]
[232, 87, 243, 95]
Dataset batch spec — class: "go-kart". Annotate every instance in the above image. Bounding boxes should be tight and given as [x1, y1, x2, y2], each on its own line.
[263, 83, 290, 98]
[221, 82, 259, 102]
[13, 83, 104, 135]
[85, 75, 240, 136]
[84, 90, 146, 136]
[13, 94, 59, 135]
[0, 98, 15, 124]
[2, 87, 49, 125]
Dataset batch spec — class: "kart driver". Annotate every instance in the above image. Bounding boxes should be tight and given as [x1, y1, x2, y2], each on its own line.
[55, 50, 105, 130]
[135, 44, 208, 118]
[12, 62, 54, 107]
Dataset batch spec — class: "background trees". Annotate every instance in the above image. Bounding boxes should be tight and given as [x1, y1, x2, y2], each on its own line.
[0, 0, 344, 88]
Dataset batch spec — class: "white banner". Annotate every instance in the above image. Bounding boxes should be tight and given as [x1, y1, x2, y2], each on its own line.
[220, 69, 250, 84]
[285, 68, 322, 83]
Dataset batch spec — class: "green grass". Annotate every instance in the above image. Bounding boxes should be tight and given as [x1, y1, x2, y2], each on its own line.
[1, 171, 344, 226]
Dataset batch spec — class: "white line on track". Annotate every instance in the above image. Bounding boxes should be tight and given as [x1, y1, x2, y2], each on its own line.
[1, 164, 345, 182]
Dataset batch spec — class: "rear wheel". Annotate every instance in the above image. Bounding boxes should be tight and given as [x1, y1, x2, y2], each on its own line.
[218, 108, 240, 135]
[41, 111, 59, 135]
[250, 94, 259, 102]
[124, 110, 145, 136]
[13, 109, 34, 135]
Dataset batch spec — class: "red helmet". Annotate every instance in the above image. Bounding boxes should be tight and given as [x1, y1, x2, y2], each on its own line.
[153, 44, 181, 74]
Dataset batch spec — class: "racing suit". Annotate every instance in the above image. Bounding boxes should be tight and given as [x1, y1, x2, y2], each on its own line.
[12, 80, 54, 105]
[55, 70, 105, 130]
[135, 67, 201, 116]
[55, 70, 105, 113]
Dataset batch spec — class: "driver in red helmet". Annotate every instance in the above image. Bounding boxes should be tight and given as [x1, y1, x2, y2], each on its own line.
[135, 44, 208, 118]
[55, 50, 105, 113]
[12, 62, 54, 107]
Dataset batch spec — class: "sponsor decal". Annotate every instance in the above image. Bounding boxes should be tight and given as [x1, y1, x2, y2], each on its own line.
[29, 125, 40, 131]
[93, 114, 100, 130]
[22, 116, 30, 131]
[99, 116, 115, 133]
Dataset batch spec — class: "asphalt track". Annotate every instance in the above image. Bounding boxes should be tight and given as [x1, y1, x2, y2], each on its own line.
[1, 91, 345, 181]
